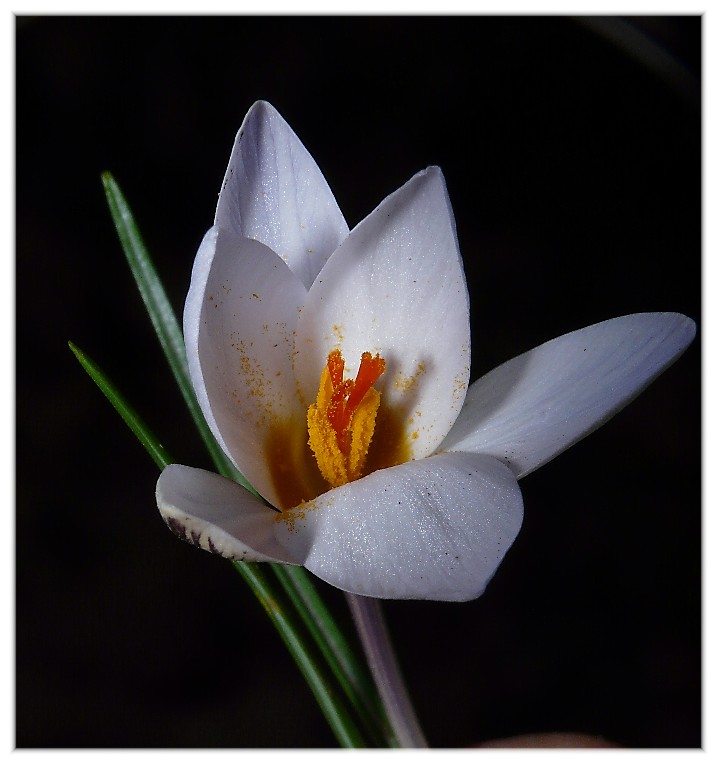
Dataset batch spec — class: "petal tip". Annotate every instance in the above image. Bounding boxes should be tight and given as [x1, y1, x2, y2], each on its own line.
[156, 465, 303, 565]
[245, 99, 279, 123]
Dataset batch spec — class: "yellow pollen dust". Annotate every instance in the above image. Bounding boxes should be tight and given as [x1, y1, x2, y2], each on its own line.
[307, 349, 385, 488]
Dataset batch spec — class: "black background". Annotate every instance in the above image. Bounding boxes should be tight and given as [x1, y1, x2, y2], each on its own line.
[16, 16, 700, 748]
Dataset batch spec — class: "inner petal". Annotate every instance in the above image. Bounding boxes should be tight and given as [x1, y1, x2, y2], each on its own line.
[214, 101, 349, 291]
[294, 167, 471, 461]
[185, 227, 308, 509]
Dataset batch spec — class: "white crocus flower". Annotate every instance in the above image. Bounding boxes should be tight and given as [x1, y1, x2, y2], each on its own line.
[156, 101, 695, 602]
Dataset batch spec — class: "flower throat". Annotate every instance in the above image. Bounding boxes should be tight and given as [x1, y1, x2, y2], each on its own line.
[264, 349, 411, 510]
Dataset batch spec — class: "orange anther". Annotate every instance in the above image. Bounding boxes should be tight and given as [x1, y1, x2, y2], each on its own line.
[344, 352, 387, 423]
[323, 350, 385, 454]
[327, 349, 345, 390]
[307, 348, 395, 488]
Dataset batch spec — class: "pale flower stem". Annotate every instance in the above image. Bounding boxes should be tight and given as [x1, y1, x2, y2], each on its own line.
[346, 593, 428, 748]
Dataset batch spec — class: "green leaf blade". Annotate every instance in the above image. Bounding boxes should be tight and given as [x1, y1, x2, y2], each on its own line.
[100, 172, 252, 491]
[68, 341, 172, 470]
[236, 562, 368, 748]
[69, 340, 368, 746]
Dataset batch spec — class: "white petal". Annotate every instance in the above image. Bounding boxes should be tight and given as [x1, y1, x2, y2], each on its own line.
[215, 101, 349, 291]
[440, 313, 696, 478]
[184, 225, 308, 507]
[156, 464, 304, 564]
[294, 167, 470, 459]
[274, 453, 523, 602]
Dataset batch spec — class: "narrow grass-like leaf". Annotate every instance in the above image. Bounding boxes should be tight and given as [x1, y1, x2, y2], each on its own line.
[100, 172, 252, 491]
[69, 341, 367, 746]
[274, 565, 396, 746]
[69, 341, 172, 470]
[235, 562, 367, 748]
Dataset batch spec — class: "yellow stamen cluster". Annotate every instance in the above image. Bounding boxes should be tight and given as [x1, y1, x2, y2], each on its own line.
[307, 349, 385, 488]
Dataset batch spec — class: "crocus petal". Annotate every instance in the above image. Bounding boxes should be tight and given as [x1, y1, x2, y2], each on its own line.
[184, 225, 307, 507]
[156, 464, 304, 564]
[214, 100, 349, 291]
[440, 312, 696, 479]
[294, 167, 470, 459]
[274, 452, 523, 602]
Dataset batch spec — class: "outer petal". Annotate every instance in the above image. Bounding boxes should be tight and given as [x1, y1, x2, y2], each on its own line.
[215, 100, 349, 291]
[156, 464, 305, 564]
[440, 313, 696, 479]
[274, 453, 523, 602]
[184, 225, 307, 507]
[294, 167, 470, 460]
